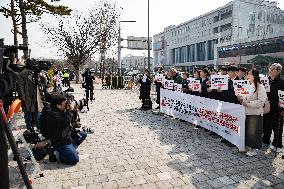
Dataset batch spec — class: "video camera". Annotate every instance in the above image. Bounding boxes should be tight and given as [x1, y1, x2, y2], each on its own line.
[0, 39, 28, 73]
[26, 59, 53, 72]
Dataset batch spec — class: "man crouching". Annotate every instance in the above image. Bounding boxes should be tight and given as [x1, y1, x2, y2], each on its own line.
[47, 93, 87, 165]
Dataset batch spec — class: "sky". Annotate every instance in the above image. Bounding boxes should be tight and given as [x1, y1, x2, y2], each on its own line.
[1, 0, 284, 60]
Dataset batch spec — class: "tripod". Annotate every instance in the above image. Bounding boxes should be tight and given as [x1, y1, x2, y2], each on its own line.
[0, 100, 33, 189]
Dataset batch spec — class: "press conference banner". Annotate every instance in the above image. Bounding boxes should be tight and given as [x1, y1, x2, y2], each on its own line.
[160, 88, 246, 151]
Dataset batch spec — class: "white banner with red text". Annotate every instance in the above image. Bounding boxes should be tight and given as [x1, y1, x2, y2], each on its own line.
[160, 88, 246, 151]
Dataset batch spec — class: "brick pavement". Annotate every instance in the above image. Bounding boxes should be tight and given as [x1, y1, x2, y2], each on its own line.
[8, 84, 284, 189]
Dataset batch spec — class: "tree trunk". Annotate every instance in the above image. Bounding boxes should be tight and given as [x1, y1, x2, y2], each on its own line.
[102, 51, 106, 80]
[75, 67, 80, 84]
[19, 0, 29, 58]
[11, 0, 18, 58]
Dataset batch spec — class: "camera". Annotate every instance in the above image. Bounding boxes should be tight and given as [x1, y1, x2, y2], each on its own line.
[26, 59, 53, 72]
[0, 41, 28, 73]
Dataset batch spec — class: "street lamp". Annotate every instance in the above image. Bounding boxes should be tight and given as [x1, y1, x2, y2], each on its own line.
[118, 20, 136, 76]
[147, 0, 151, 71]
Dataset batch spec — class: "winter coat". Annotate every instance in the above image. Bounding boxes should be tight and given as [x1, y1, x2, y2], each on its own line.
[243, 84, 267, 115]
[138, 76, 152, 100]
[268, 75, 284, 113]
[47, 109, 72, 148]
[17, 69, 43, 113]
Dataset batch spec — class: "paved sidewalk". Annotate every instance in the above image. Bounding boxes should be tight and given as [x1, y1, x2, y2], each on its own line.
[9, 84, 284, 189]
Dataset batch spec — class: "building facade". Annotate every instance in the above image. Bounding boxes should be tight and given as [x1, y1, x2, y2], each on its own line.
[153, 0, 284, 72]
[122, 54, 153, 73]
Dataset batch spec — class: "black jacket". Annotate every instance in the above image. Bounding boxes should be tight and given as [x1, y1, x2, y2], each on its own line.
[222, 77, 240, 104]
[138, 76, 152, 99]
[181, 79, 190, 94]
[47, 109, 72, 148]
[200, 77, 209, 98]
[268, 75, 284, 113]
[0, 71, 17, 99]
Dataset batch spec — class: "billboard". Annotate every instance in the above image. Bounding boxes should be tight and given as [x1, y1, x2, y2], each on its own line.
[127, 36, 152, 50]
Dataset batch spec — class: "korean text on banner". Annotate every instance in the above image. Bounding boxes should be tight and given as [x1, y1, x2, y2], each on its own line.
[233, 80, 250, 96]
[279, 90, 284, 108]
[211, 75, 229, 90]
[160, 88, 245, 151]
[260, 77, 270, 92]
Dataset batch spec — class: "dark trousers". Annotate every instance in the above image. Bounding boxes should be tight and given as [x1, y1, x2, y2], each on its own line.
[85, 88, 94, 100]
[262, 112, 283, 148]
[0, 121, 9, 189]
[245, 115, 263, 149]
[156, 87, 160, 105]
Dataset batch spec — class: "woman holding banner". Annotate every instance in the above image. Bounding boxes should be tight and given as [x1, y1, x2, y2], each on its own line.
[188, 69, 201, 96]
[181, 72, 190, 94]
[238, 69, 267, 156]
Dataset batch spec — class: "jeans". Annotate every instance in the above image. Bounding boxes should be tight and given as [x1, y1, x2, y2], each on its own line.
[24, 112, 40, 130]
[56, 131, 87, 165]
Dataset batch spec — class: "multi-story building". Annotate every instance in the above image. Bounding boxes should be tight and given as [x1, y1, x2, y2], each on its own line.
[153, 0, 284, 73]
[122, 54, 153, 73]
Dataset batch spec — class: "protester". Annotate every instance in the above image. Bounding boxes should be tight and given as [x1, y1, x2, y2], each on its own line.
[262, 63, 284, 150]
[154, 66, 164, 109]
[47, 93, 87, 165]
[200, 68, 210, 98]
[238, 67, 247, 80]
[171, 69, 182, 84]
[223, 66, 240, 104]
[181, 72, 190, 94]
[138, 69, 152, 110]
[219, 66, 228, 75]
[188, 69, 201, 96]
[238, 69, 267, 156]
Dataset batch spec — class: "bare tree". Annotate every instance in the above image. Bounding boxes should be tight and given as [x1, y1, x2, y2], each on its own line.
[1, 0, 71, 58]
[41, 0, 120, 82]
[91, 1, 120, 79]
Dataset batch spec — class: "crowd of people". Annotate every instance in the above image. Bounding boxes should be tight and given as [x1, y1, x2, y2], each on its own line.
[0, 58, 93, 188]
[138, 63, 284, 156]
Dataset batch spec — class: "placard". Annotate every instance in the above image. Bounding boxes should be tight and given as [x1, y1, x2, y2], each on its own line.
[164, 80, 174, 90]
[188, 78, 201, 92]
[260, 77, 270, 92]
[279, 90, 284, 108]
[154, 74, 164, 82]
[233, 80, 250, 96]
[174, 84, 183, 92]
[211, 75, 229, 90]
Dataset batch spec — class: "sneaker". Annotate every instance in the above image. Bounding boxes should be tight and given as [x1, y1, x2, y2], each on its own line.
[246, 149, 258, 156]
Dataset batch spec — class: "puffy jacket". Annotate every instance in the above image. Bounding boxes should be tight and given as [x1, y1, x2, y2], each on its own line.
[244, 84, 267, 115]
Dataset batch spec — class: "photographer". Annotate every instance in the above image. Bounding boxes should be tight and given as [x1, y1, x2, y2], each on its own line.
[46, 93, 86, 165]
[17, 62, 44, 131]
[82, 68, 95, 101]
[0, 59, 18, 189]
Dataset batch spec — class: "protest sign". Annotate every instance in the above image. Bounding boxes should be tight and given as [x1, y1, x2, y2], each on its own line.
[154, 74, 164, 82]
[190, 79, 201, 91]
[260, 77, 270, 92]
[164, 80, 174, 90]
[279, 90, 284, 108]
[211, 75, 229, 90]
[174, 84, 183, 92]
[160, 88, 246, 151]
[233, 80, 250, 96]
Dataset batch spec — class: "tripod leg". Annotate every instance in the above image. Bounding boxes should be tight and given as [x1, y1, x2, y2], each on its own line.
[1, 110, 32, 189]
